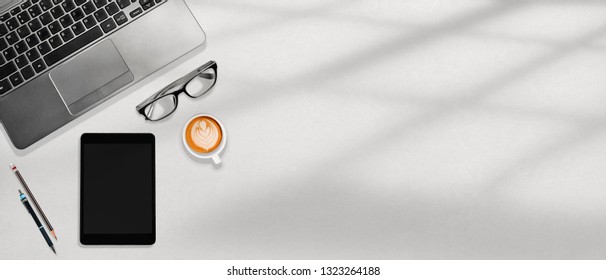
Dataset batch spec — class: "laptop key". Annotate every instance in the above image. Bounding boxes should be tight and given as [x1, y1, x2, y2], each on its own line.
[17, 25, 31, 39]
[40, 11, 53, 24]
[59, 14, 74, 28]
[21, 65, 36, 80]
[28, 18, 43, 32]
[93, 0, 107, 9]
[140, 0, 154, 10]
[10, 7, 21, 16]
[37, 41, 52, 55]
[93, 9, 108, 22]
[37, 27, 51, 41]
[49, 35, 63, 48]
[9, 72, 24, 87]
[17, 11, 31, 24]
[0, 55, 4, 65]
[117, 0, 130, 9]
[71, 22, 86, 35]
[44, 26, 102, 66]
[48, 21, 62, 34]
[82, 2, 96, 14]
[50, 6, 64, 19]
[114, 12, 127, 25]
[82, 15, 96, 28]
[0, 61, 17, 80]
[21, 1, 33, 9]
[129, 7, 142, 18]
[100, 18, 116, 33]
[105, 2, 119, 16]
[15, 54, 28, 68]
[14, 40, 28, 54]
[6, 31, 19, 45]
[62, 0, 77, 12]
[32, 58, 47, 73]
[59, 28, 74, 42]
[0, 79, 12, 95]
[3, 47, 17, 60]
[0, 13, 10, 21]
[75, 0, 87, 5]
[40, 0, 53, 11]
[51, 6, 65, 19]
[26, 48, 40, 62]
[25, 34, 40, 48]
[28, 4, 42, 18]
[6, 18, 19, 31]
[71, 8, 85, 21]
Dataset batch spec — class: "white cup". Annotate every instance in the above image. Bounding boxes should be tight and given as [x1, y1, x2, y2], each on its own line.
[182, 114, 227, 164]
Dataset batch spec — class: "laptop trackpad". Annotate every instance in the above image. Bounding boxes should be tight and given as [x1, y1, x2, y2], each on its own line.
[50, 40, 134, 115]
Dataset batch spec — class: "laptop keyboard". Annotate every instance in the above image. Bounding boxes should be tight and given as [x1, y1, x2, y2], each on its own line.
[0, 0, 165, 96]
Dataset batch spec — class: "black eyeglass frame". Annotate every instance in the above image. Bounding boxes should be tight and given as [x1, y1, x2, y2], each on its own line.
[136, 60, 218, 121]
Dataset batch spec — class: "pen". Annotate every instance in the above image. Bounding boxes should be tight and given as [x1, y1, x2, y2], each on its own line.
[10, 164, 57, 240]
[19, 190, 56, 254]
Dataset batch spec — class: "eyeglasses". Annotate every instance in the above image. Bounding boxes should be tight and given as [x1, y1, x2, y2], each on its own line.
[136, 61, 218, 121]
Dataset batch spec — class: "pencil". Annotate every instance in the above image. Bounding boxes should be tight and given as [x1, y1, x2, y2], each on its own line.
[10, 164, 57, 240]
[19, 190, 56, 254]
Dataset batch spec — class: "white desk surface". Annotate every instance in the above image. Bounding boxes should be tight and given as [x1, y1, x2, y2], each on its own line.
[2, 0, 606, 259]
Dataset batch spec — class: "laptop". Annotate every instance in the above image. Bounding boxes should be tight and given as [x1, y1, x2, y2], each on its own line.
[0, 0, 205, 149]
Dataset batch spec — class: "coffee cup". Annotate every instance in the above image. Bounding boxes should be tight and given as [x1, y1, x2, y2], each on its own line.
[182, 114, 226, 164]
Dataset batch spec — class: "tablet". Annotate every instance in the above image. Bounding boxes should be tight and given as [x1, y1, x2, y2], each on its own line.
[80, 133, 156, 245]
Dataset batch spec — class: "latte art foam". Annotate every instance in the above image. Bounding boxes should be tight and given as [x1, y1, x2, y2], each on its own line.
[185, 116, 223, 153]
[192, 120, 219, 150]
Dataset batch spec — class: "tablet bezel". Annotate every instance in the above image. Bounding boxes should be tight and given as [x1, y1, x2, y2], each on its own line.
[80, 133, 156, 245]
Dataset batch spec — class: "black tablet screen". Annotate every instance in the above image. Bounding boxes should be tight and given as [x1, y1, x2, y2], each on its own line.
[80, 134, 155, 244]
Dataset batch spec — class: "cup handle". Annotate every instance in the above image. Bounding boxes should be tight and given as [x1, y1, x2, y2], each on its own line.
[212, 155, 221, 165]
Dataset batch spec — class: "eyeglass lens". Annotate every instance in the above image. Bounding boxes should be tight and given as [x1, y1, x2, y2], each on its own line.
[144, 66, 216, 120]
[185, 68, 216, 97]
[144, 95, 177, 121]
